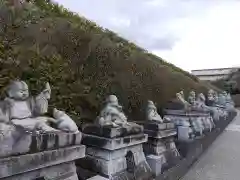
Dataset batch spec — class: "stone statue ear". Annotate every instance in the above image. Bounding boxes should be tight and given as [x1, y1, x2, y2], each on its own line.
[7, 89, 14, 98]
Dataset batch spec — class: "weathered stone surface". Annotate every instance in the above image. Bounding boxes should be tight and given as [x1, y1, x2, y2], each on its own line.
[143, 143, 166, 155]
[1, 162, 78, 180]
[0, 80, 79, 133]
[177, 126, 195, 142]
[146, 100, 164, 122]
[82, 133, 147, 150]
[78, 131, 152, 179]
[79, 150, 151, 179]
[87, 175, 109, 180]
[82, 124, 143, 138]
[146, 154, 166, 176]
[144, 129, 177, 138]
[111, 161, 153, 180]
[0, 131, 82, 158]
[79, 150, 146, 176]
[137, 121, 175, 131]
[0, 145, 85, 178]
[85, 144, 143, 160]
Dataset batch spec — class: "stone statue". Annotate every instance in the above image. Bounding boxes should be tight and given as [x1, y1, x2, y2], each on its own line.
[95, 95, 136, 128]
[52, 108, 79, 133]
[207, 89, 215, 105]
[176, 92, 191, 111]
[217, 92, 226, 106]
[195, 93, 214, 112]
[188, 91, 196, 105]
[0, 80, 78, 133]
[146, 100, 163, 122]
[207, 89, 219, 106]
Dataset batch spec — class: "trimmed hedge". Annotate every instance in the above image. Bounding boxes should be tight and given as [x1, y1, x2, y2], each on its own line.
[0, 0, 218, 122]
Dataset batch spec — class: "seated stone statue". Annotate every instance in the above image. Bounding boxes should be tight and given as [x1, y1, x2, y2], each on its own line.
[146, 100, 164, 123]
[207, 89, 216, 106]
[176, 91, 191, 111]
[95, 95, 140, 128]
[0, 80, 78, 133]
[199, 92, 227, 121]
[188, 91, 196, 105]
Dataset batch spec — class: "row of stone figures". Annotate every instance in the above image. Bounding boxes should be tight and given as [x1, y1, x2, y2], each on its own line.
[0, 80, 236, 180]
[164, 90, 235, 142]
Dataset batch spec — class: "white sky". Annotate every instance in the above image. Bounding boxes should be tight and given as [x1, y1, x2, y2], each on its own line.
[55, 0, 240, 72]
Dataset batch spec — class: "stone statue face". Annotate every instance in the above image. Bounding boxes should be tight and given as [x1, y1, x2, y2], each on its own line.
[189, 91, 196, 97]
[222, 91, 227, 96]
[7, 81, 29, 100]
[188, 91, 196, 104]
[208, 89, 214, 96]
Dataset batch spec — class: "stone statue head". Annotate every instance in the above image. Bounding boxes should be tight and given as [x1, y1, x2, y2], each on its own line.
[189, 91, 196, 98]
[180, 91, 184, 97]
[222, 91, 227, 97]
[105, 95, 119, 106]
[188, 91, 196, 104]
[197, 93, 206, 102]
[208, 89, 214, 96]
[147, 100, 157, 111]
[7, 80, 29, 100]
[176, 92, 181, 99]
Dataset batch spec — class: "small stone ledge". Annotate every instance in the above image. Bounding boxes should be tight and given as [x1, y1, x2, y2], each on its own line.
[81, 124, 143, 138]
[82, 133, 148, 150]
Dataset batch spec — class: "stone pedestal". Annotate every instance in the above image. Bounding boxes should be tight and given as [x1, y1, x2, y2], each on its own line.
[77, 124, 153, 180]
[136, 121, 180, 176]
[164, 110, 214, 142]
[0, 132, 85, 180]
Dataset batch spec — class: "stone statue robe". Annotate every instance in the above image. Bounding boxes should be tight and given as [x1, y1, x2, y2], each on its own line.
[99, 104, 128, 125]
[146, 107, 163, 122]
[0, 93, 54, 130]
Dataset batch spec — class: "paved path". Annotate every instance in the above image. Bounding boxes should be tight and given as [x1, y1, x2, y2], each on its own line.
[182, 110, 240, 180]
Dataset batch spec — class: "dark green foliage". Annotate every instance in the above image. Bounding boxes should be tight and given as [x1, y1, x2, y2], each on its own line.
[0, 0, 218, 122]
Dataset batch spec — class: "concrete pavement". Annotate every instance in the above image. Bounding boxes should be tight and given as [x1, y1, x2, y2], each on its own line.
[182, 110, 240, 180]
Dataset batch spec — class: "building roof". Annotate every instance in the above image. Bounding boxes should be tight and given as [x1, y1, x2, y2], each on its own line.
[192, 67, 240, 72]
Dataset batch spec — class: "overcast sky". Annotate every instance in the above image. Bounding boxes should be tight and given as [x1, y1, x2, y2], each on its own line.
[55, 0, 240, 72]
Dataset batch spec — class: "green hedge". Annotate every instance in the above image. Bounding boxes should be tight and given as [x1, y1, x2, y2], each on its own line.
[0, 0, 217, 122]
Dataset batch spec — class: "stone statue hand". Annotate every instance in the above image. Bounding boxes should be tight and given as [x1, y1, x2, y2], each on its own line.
[41, 82, 51, 100]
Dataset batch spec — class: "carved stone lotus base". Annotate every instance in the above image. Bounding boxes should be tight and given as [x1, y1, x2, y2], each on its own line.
[77, 133, 153, 180]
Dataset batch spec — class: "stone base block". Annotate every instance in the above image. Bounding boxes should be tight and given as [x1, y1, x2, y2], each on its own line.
[82, 124, 143, 138]
[86, 144, 143, 160]
[144, 129, 177, 138]
[0, 145, 85, 179]
[143, 143, 166, 155]
[78, 161, 153, 180]
[136, 121, 175, 131]
[177, 126, 195, 142]
[79, 149, 146, 176]
[1, 162, 78, 180]
[77, 138, 153, 180]
[82, 133, 148, 150]
[0, 129, 82, 158]
[146, 154, 166, 176]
